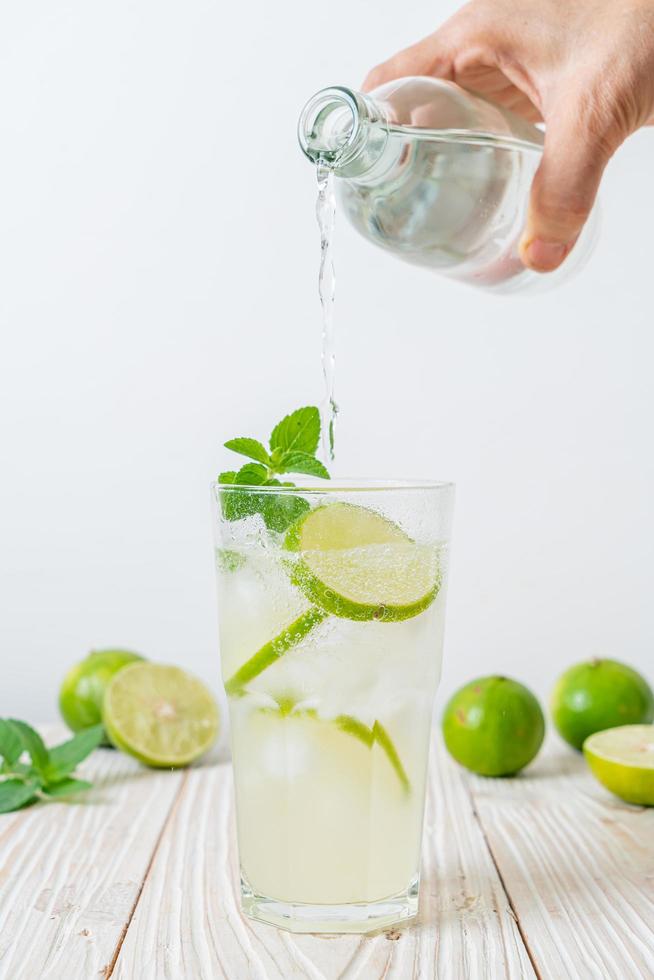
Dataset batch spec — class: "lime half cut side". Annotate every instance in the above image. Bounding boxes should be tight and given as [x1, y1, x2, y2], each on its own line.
[583, 725, 654, 806]
[285, 503, 441, 622]
[104, 662, 220, 767]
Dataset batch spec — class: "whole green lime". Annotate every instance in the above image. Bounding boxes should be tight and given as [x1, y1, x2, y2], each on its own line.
[59, 649, 145, 742]
[550, 659, 654, 751]
[442, 676, 545, 776]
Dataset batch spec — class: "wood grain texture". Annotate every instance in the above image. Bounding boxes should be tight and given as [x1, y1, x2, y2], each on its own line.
[0, 728, 184, 980]
[3, 728, 652, 979]
[112, 739, 534, 980]
[468, 736, 654, 980]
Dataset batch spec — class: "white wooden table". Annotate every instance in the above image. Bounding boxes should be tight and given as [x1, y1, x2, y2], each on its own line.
[0, 730, 652, 979]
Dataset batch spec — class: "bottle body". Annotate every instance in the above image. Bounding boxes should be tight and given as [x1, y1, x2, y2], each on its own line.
[298, 78, 598, 293]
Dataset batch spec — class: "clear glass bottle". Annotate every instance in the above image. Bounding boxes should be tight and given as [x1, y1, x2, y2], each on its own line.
[298, 77, 599, 293]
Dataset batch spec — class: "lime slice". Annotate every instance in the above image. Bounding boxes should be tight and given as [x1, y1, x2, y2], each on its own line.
[104, 662, 219, 767]
[583, 725, 654, 805]
[285, 503, 440, 622]
[224, 607, 328, 697]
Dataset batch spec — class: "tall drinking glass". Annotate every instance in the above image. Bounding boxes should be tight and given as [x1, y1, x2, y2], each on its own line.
[211, 479, 454, 933]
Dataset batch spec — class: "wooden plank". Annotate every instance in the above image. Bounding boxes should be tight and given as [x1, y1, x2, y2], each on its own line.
[468, 736, 654, 980]
[113, 737, 534, 979]
[0, 728, 185, 980]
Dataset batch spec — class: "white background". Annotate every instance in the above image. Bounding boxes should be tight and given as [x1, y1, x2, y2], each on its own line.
[1, 1, 653, 724]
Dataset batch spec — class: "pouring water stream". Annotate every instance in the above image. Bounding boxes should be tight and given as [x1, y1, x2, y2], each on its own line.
[316, 162, 338, 462]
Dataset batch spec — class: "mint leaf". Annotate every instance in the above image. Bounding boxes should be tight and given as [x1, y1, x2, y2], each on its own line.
[219, 471, 242, 522]
[221, 490, 254, 523]
[216, 548, 246, 573]
[0, 719, 100, 812]
[270, 407, 320, 456]
[234, 463, 268, 485]
[224, 438, 270, 466]
[47, 725, 104, 780]
[264, 497, 310, 532]
[263, 492, 310, 532]
[41, 777, 92, 798]
[246, 478, 311, 532]
[278, 451, 330, 479]
[7, 720, 50, 777]
[221, 464, 267, 523]
[0, 719, 24, 768]
[0, 779, 39, 813]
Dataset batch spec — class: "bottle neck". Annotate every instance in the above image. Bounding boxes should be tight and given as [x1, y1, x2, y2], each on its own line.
[298, 86, 389, 178]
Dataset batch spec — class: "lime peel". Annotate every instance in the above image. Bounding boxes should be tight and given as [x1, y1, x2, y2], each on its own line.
[255, 703, 411, 794]
[371, 720, 411, 793]
[224, 607, 328, 697]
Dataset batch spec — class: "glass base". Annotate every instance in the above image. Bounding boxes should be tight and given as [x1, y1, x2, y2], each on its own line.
[240, 872, 420, 934]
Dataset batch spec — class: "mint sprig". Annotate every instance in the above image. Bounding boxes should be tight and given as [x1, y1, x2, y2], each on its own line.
[0, 718, 104, 813]
[218, 406, 330, 532]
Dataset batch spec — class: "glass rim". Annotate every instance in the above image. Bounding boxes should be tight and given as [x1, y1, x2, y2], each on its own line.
[212, 478, 454, 495]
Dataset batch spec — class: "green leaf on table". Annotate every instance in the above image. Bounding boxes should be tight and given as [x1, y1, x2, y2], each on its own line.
[0, 719, 24, 767]
[0, 778, 39, 814]
[41, 777, 93, 799]
[224, 438, 270, 466]
[270, 407, 320, 456]
[47, 725, 104, 780]
[278, 451, 330, 480]
[0, 718, 102, 813]
[7, 719, 50, 777]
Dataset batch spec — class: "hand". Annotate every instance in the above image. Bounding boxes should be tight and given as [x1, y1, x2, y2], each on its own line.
[363, 0, 654, 271]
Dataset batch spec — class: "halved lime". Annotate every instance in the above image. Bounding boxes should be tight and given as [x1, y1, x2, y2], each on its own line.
[103, 662, 219, 767]
[59, 648, 145, 743]
[583, 725, 654, 805]
[285, 503, 440, 622]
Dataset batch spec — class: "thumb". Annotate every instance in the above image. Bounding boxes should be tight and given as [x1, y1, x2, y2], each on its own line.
[519, 113, 612, 272]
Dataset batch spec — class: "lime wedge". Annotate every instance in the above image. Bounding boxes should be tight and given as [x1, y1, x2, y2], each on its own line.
[285, 503, 440, 622]
[103, 662, 219, 767]
[583, 725, 654, 805]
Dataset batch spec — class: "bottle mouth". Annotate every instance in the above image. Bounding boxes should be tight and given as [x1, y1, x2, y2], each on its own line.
[298, 87, 362, 166]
